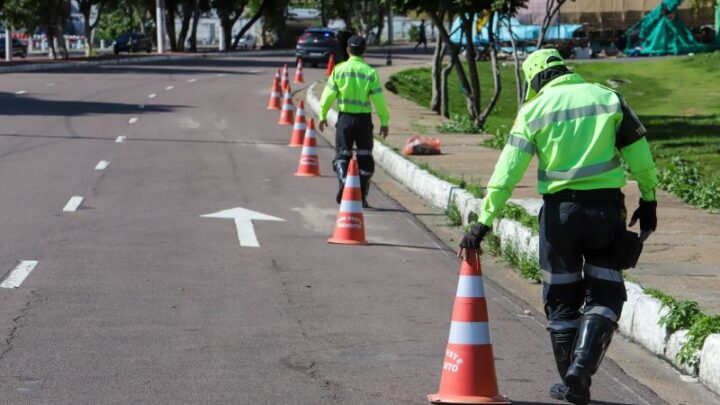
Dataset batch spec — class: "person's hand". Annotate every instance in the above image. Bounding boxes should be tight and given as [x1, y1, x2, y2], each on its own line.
[379, 126, 389, 139]
[628, 199, 657, 242]
[319, 120, 328, 132]
[457, 223, 490, 258]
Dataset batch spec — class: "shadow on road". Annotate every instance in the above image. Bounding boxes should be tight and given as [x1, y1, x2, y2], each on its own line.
[0, 92, 182, 116]
[368, 241, 455, 253]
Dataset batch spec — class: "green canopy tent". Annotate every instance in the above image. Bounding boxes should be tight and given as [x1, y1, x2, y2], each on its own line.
[624, 0, 714, 55]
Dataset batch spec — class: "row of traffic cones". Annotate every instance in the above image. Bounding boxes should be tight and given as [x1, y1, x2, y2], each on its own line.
[264, 63, 508, 404]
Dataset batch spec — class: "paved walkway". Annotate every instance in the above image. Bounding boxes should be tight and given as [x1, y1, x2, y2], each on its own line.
[313, 62, 720, 314]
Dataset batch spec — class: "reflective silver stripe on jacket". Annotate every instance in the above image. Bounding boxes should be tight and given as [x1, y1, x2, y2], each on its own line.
[584, 264, 623, 283]
[538, 156, 621, 182]
[507, 134, 536, 155]
[547, 319, 579, 332]
[584, 305, 618, 322]
[542, 270, 582, 285]
[368, 87, 382, 95]
[328, 82, 338, 91]
[338, 98, 372, 108]
[336, 72, 375, 82]
[527, 103, 621, 133]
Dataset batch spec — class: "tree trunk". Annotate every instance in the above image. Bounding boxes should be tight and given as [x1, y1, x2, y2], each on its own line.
[189, 1, 201, 52]
[460, 14, 481, 123]
[441, 57, 454, 119]
[478, 13, 501, 127]
[375, 4, 385, 45]
[431, 38, 445, 113]
[503, 16, 523, 109]
[537, 0, 565, 49]
[430, 12, 474, 120]
[176, 1, 194, 52]
[320, 0, 327, 27]
[166, 5, 178, 51]
[232, 0, 268, 49]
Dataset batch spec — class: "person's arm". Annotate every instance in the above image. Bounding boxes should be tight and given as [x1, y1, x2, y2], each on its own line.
[616, 95, 657, 201]
[319, 72, 338, 123]
[478, 130, 535, 226]
[368, 70, 390, 128]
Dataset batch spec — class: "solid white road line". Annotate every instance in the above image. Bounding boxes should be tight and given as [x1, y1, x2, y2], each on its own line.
[128, 117, 139, 125]
[115, 135, 126, 143]
[148, 93, 157, 98]
[15, 90, 26, 95]
[95, 160, 110, 170]
[0, 261, 39, 289]
[165, 85, 174, 90]
[63, 196, 84, 212]
[187, 78, 197, 83]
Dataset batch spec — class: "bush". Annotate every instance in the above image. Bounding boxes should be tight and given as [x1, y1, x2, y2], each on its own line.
[657, 157, 720, 211]
[408, 25, 420, 43]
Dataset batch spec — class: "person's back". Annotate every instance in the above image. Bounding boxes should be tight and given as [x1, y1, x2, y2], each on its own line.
[330, 57, 381, 110]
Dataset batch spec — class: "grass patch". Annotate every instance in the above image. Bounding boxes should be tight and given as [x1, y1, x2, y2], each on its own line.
[485, 233, 541, 282]
[387, 53, 720, 211]
[447, 200, 462, 226]
[499, 203, 540, 235]
[417, 162, 485, 198]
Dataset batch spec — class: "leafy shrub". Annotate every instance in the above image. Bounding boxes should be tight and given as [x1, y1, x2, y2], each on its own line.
[677, 315, 720, 366]
[438, 113, 482, 134]
[484, 127, 510, 150]
[657, 157, 720, 211]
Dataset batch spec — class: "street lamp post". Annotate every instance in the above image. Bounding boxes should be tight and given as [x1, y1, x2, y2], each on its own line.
[4, 22, 12, 62]
[387, 0, 394, 45]
[156, 0, 165, 53]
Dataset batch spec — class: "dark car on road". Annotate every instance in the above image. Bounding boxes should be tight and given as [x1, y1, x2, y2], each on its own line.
[0, 38, 28, 58]
[295, 28, 351, 67]
[113, 32, 153, 54]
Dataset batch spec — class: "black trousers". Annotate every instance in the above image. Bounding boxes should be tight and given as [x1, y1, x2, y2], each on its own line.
[540, 189, 627, 333]
[334, 112, 374, 178]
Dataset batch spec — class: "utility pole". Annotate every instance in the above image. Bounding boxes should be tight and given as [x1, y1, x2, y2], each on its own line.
[4, 23, 12, 62]
[156, 0, 165, 53]
[387, 0, 394, 45]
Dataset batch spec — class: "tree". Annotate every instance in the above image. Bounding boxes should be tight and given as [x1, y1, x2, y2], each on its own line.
[230, 0, 269, 49]
[213, 0, 247, 50]
[78, 0, 108, 56]
[536, 0, 574, 48]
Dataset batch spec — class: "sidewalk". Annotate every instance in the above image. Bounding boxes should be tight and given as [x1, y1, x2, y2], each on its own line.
[313, 63, 720, 315]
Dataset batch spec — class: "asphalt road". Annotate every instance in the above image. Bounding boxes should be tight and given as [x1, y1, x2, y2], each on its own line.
[0, 51, 668, 404]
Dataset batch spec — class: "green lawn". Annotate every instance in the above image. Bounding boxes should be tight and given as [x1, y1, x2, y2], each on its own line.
[386, 52, 720, 198]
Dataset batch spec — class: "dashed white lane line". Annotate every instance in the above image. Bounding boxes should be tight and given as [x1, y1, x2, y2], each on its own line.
[148, 93, 157, 99]
[63, 196, 84, 212]
[128, 117, 138, 125]
[115, 135, 126, 143]
[249, 70, 261, 74]
[187, 78, 197, 83]
[47, 83, 55, 87]
[95, 160, 110, 170]
[165, 85, 174, 90]
[0, 261, 39, 289]
[216, 73, 227, 77]
[15, 90, 26, 95]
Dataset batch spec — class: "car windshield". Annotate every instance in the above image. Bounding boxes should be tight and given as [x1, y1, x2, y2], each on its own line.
[117, 34, 131, 41]
[303, 31, 334, 40]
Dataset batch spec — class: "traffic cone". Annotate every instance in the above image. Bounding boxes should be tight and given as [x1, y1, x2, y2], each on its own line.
[328, 159, 367, 245]
[294, 58, 304, 83]
[281, 63, 289, 91]
[386, 52, 393, 66]
[289, 100, 307, 147]
[266, 68, 282, 110]
[278, 85, 295, 125]
[326, 54, 335, 76]
[428, 251, 510, 404]
[294, 118, 320, 177]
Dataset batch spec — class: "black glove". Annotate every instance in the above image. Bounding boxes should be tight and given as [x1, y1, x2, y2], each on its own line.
[628, 199, 657, 232]
[459, 224, 491, 250]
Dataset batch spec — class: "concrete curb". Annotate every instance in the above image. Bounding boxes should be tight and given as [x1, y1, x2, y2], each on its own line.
[305, 80, 720, 396]
[0, 49, 294, 74]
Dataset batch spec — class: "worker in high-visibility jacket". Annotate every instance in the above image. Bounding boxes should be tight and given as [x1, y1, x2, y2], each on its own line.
[319, 35, 390, 208]
[458, 49, 658, 405]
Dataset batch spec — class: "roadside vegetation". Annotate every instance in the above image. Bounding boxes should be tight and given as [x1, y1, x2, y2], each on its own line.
[387, 52, 720, 211]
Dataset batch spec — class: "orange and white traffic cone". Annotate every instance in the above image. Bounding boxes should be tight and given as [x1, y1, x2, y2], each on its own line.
[288, 100, 307, 147]
[294, 59, 304, 83]
[278, 85, 295, 125]
[281, 63, 289, 91]
[326, 54, 335, 76]
[328, 159, 367, 245]
[294, 118, 320, 177]
[428, 251, 510, 404]
[267, 68, 282, 109]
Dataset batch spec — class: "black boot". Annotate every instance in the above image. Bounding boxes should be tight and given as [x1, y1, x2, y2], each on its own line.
[360, 175, 371, 208]
[334, 161, 348, 204]
[564, 314, 617, 404]
[548, 329, 589, 405]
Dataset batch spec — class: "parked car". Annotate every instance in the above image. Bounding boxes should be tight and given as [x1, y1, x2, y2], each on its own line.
[0, 38, 28, 58]
[237, 34, 256, 50]
[295, 28, 351, 67]
[113, 32, 152, 54]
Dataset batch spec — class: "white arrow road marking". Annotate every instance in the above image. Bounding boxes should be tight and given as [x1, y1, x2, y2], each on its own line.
[115, 135, 126, 143]
[63, 196, 84, 212]
[201, 207, 285, 248]
[1, 261, 39, 289]
[95, 160, 109, 170]
[148, 93, 157, 99]
[15, 90, 26, 95]
[165, 85, 174, 90]
[128, 117, 138, 125]
[187, 78, 197, 83]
